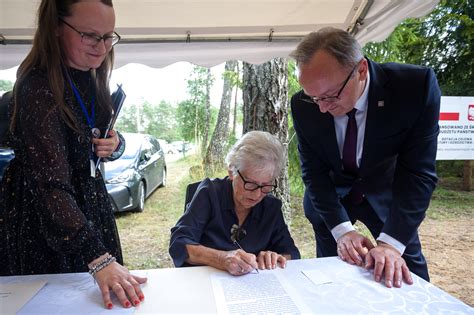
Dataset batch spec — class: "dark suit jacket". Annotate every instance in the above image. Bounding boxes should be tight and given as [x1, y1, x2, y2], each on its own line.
[291, 58, 440, 246]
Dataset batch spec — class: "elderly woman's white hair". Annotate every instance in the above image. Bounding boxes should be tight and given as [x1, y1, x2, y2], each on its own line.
[225, 131, 285, 180]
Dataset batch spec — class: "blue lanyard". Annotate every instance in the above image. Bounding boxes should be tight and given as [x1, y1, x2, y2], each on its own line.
[67, 75, 95, 128]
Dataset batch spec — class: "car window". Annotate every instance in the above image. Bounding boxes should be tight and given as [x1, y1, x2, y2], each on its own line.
[146, 138, 157, 155]
[121, 138, 141, 159]
[149, 138, 161, 153]
[140, 140, 153, 160]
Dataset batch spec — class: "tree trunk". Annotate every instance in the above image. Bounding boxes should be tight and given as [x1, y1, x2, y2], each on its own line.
[204, 60, 237, 175]
[463, 160, 473, 191]
[200, 68, 212, 156]
[232, 63, 239, 136]
[242, 58, 291, 222]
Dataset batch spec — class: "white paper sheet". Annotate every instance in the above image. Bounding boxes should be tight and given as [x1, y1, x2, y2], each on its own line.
[211, 270, 311, 314]
[302, 269, 333, 285]
[0, 280, 47, 315]
[135, 268, 217, 314]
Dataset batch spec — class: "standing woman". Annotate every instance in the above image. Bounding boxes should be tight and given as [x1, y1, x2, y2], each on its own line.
[0, 0, 146, 309]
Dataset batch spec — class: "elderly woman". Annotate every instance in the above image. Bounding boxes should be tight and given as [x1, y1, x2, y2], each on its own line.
[169, 131, 300, 275]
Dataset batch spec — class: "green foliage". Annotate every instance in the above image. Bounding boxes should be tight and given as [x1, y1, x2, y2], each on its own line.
[187, 66, 215, 105]
[364, 0, 473, 96]
[176, 99, 198, 141]
[114, 103, 137, 132]
[287, 60, 301, 99]
[114, 100, 179, 141]
[223, 67, 242, 89]
[287, 60, 305, 196]
[0, 80, 14, 92]
[176, 99, 219, 143]
[176, 66, 216, 145]
[429, 179, 474, 219]
[288, 127, 305, 196]
[436, 160, 465, 177]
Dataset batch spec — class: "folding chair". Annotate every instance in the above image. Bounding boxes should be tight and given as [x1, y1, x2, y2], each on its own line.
[184, 181, 201, 212]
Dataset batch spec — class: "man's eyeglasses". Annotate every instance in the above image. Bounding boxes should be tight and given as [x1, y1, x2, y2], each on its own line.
[237, 170, 277, 194]
[303, 63, 358, 105]
[60, 18, 121, 47]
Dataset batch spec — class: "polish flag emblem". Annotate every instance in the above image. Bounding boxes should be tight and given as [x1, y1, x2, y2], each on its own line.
[440, 112, 459, 121]
[469, 104, 474, 121]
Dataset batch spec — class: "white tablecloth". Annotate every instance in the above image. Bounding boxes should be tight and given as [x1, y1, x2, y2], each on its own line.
[0, 257, 472, 314]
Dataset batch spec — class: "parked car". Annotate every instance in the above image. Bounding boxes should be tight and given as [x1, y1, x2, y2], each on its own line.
[157, 139, 179, 155]
[0, 133, 166, 213]
[104, 133, 166, 213]
[0, 148, 14, 181]
[170, 140, 191, 153]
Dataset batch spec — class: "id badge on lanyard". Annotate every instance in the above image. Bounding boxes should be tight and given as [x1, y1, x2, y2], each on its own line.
[68, 75, 97, 178]
[90, 127, 101, 177]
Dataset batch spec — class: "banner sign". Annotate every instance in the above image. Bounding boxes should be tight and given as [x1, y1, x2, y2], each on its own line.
[437, 96, 474, 160]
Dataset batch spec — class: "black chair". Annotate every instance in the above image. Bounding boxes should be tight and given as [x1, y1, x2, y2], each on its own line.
[184, 181, 201, 212]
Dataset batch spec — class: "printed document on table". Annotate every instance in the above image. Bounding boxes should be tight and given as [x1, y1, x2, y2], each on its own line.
[0, 280, 47, 315]
[210, 269, 311, 314]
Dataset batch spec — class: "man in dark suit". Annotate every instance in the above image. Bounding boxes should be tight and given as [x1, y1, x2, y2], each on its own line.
[290, 27, 440, 288]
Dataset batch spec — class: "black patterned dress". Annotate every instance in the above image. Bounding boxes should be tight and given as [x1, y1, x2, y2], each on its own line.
[0, 67, 123, 275]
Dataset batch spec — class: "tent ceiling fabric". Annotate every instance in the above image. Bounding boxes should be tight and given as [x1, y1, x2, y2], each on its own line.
[0, 0, 439, 69]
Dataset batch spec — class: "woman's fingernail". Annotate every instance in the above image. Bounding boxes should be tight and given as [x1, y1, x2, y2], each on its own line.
[125, 301, 131, 307]
[139, 295, 145, 301]
[134, 300, 140, 305]
[107, 303, 113, 309]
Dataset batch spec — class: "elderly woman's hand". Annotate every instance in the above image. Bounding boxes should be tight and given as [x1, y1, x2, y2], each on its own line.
[257, 251, 287, 269]
[93, 261, 147, 309]
[92, 129, 120, 158]
[221, 249, 258, 276]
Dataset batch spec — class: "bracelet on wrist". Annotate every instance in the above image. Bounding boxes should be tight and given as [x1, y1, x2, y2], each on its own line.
[88, 254, 116, 279]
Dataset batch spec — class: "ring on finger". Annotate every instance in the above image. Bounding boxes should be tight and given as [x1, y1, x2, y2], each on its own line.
[113, 283, 121, 289]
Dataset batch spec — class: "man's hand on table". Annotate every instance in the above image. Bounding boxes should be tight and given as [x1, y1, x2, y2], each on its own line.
[365, 241, 413, 288]
[337, 231, 374, 266]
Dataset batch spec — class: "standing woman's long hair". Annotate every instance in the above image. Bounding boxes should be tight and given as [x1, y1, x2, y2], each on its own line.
[10, 0, 115, 133]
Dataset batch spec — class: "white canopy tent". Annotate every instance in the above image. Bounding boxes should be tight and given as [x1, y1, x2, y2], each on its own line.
[0, 0, 439, 69]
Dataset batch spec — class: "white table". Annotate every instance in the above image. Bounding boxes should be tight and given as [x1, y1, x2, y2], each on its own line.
[1, 257, 472, 314]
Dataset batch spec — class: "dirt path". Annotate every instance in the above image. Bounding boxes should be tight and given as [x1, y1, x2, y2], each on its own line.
[419, 218, 474, 306]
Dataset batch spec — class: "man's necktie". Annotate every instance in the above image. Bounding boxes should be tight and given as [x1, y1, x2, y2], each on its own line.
[342, 108, 364, 204]
[342, 108, 358, 175]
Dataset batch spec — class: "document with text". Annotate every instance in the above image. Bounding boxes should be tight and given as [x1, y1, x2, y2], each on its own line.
[210, 269, 311, 314]
[0, 280, 47, 315]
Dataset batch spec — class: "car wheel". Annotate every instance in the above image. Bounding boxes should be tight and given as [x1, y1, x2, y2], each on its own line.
[135, 181, 145, 212]
[160, 168, 167, 187]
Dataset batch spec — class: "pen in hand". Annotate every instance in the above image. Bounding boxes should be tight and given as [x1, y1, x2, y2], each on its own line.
[233, 239, 259, 274]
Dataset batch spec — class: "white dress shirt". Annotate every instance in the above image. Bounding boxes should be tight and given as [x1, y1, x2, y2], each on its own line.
[330, 72, 406, 255]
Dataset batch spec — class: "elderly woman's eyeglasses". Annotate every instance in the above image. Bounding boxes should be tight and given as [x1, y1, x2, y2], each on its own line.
[237, 170, 277, 194]
[303, 63, 358, 105]
[60, 19, 121, 47]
